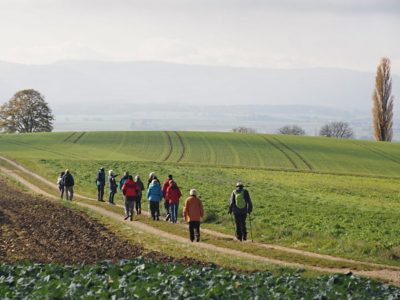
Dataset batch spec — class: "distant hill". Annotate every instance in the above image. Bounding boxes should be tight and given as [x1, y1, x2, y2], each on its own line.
[1, 60, 398, 112]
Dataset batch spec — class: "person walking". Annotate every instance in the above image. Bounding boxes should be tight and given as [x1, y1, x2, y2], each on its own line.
[57, 171, 65, 199]
[63, 169, 74, 201]
[228, 182, 253, 241]
[121, 175, 139, 221]
[134, 175, 144, 214]
[183, 189, 204, 242]
[162, 174, 173, 221]
[108, 170, 118, 205]
[147, 178, 162, 220]
[96, 167, 106, 201]
[166, 180, 182, 223]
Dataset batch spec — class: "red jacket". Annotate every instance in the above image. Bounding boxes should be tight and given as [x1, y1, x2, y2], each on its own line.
[122, 179, 138, 197]
[162, 179, 170, 200]
[166, 185, 182, 204]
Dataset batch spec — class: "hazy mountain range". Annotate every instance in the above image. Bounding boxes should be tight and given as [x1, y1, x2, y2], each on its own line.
[0, 60, 399, 139]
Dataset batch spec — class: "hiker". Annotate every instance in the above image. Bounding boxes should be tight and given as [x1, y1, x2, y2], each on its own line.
[166, 180, 182, 223]
[134, 175, 144, 214]
[162, 174, 173, 221]
[119, 171, 130, 215]
[147, 172, 160, 187]
[147, 178, 162, 220]
[57, 171, 65, 199]
[63, 169, 74, 201]
[183, 189, 204, 242]
[121, 175, 139, 221]
[228, 182, 253, 241]
[108, 170, 118, 205]
[96, 167, 106, 201]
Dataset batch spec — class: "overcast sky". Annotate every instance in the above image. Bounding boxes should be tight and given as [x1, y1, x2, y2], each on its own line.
[0, 0, 399, 74]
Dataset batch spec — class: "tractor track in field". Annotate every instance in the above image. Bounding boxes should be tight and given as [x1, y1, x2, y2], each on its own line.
[174, 131, 186, 163]
[272, 137, 314, 170]
[1, 155, 400, 285]
[353, 141, 400, 165]
[263, 137, 298, 169]
[63, 132, 77, 142]
[72, 131, 87, 144]
[162, 131, 174, 162]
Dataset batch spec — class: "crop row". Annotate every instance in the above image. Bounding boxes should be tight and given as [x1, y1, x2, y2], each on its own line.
[1, 259, 399, 299]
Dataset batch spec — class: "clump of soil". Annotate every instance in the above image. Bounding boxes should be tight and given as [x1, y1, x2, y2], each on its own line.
[0, 179, 207, 267]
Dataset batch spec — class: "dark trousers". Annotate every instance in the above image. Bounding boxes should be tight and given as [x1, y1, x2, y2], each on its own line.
[109, 188, 116, 204]
[164, 201, 170, 220]
[59, 185, 64, 199]
[234, 213, 247, 241]
[150, 201, 160, 220]
[135, 195, 142, 214]
[97, 185, 105, 201]
[189, 221, 200, 242]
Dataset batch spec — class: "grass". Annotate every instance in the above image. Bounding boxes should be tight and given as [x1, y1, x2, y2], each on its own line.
[1, 131, 400, 266]
[0, 131, 400, 176]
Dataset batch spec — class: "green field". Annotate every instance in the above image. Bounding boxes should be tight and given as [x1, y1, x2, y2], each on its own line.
[2, 259, 399, 299]
[1, 131, 400, 265]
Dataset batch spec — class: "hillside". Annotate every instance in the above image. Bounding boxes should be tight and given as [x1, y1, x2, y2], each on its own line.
[0, 131, 399, 177]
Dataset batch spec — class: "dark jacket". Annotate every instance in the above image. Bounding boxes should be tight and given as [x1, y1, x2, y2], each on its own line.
[96, 170, 105, 186]
[109, 176, 117, 192]
[229, 188, 252, 215]
[63, 173, 74, 187]
[136, 179, 144, 196]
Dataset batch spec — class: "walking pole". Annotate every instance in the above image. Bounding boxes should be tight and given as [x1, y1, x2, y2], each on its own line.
[248, 213, 254, 243]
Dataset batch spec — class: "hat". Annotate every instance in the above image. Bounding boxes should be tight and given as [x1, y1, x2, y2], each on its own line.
[236, 182, 244, 187]
[149, 172, 155, 178]
[189, 189, 197, 196]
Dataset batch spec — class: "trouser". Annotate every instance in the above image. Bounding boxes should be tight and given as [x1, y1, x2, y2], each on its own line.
[97, 185, 105, 201]
[65, 186, 74, 200]
[169, 203, 179, 223]
[189, 221, 200, 242]
[234, 213, 247, 241]
[59, 185, 64, 199]
[109, 188, 116, 204]
[150, 201, 160, 220]
[125, 197, 135, 218]
[135, 195, 142, 214]
[164, 201, 170, 221]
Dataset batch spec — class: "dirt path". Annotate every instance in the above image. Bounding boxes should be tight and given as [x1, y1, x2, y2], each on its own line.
[1, 156, 400, 285]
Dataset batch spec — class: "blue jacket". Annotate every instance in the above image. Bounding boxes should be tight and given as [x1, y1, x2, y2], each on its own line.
[147, 182, 162, 202]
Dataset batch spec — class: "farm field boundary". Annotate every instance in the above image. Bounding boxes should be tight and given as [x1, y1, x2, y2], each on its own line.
[1, 156, 400, 285]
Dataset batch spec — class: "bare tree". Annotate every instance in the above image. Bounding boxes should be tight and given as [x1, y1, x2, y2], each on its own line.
[0, 89, 54, 133]
[319, 122, 354, 139]
[372, 57, 394, 142]
[277, 125, 305, 136]
[232, 127, 256, 134]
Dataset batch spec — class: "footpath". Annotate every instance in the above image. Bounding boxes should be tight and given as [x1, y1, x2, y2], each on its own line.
[0, 155, 399, 285]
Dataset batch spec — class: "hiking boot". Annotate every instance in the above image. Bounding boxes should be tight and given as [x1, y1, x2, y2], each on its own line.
[130, 216, 133, 221]
[124, 215, 129, 220]
[196, 237, 200, 242]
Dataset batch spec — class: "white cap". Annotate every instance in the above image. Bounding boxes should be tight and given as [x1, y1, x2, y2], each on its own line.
[189, 189, 197, 196]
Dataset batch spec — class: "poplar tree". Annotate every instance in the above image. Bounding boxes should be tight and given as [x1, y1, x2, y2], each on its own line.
[372, 58, 394, 142]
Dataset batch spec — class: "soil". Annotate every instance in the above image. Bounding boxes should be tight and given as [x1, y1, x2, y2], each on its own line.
[0, 178, 206, 267]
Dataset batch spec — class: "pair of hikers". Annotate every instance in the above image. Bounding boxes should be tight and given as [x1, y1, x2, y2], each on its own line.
[120, 172, 145, 220]
[162, 174, 182, 223]
[57, 169, 75, 200]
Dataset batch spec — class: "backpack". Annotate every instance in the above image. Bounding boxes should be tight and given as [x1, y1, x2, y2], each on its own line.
[234, 190, 246, 209]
